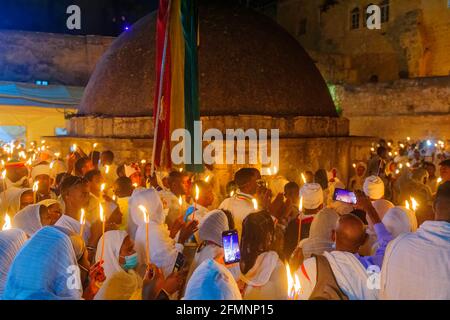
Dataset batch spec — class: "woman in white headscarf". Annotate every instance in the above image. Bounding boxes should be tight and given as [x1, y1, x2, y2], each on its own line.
[183, 259, 242, 300]
[94, 230, 142, 300]
[186, 210, 240, 285]
[299, 208, 339, 259]
[3, 226, 82, 300]
[0, 187, 34, 216]
[0, 229, 27, 299]
[348, 162, 367, 192]
[129, 188, 194, 277]
[12, 204, 60, 236]
[371, 206, 416, 254]
[239, 211, 288, 300]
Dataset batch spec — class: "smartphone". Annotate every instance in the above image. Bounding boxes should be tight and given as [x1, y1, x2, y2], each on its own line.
[173, 252, 185, 273]
[333, 188, 357, 205]
[222, 230, 240, 265]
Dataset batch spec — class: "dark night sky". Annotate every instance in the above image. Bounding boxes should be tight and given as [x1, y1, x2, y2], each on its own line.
[0, 0, 158, 36]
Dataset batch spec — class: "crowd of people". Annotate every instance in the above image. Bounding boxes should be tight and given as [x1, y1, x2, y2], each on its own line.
[0, 137, 449, 300]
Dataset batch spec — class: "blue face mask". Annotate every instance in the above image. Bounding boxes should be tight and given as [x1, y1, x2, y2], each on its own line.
[121, 252, 138, 271]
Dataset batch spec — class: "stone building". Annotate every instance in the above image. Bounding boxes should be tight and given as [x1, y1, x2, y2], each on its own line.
[277, 0, 450, 84]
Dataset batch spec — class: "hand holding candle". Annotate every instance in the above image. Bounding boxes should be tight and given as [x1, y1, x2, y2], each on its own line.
[139, 205, 151, 264]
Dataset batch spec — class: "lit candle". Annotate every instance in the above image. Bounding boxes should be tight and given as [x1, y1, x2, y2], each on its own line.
[178, 195, 183, 218]
[230, 190, 235, 197]
[93, 143, 98, 149]
[105, 165, 110, 174]
[301, 173, 306, 184]
[273, 166, 278, 175]
[252, 198, 258, 211]
[286, 263, 301, 300]
[267, 168, 272, 176]
[2, 214, 11, 231]
[132, 182, 138, 188]
[204, 175, 210, 183]
[50, 161, 54, 169]
[352, 163, 356, 169]
[32, 181, 39, 203]
[139, 205, 151, 264]
[141, 159, 146, 165]
[72, 144, 77, 153]
[410, 197, 419, 212]
[297, 196, 303, 244]
[179, 168, 183, 172]
[437, 177, 443, 184]
[79, 209, 86, 237]
[407, 137, 411, 141]
[99, 204, 106, 261]
[405, 200, 410, 210]
[55, 152, 61, 159]
[193, 184, 200, 221]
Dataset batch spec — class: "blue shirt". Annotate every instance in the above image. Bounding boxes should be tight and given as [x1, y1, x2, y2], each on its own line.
[355, 223, 393, 269]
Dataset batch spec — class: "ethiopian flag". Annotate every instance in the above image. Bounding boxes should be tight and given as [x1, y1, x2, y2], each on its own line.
[153, 0, 202, 173]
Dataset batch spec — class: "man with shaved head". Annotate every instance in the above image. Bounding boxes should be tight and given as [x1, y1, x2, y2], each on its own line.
[380, 181, 450, 300]
[293, 191, 393, 300]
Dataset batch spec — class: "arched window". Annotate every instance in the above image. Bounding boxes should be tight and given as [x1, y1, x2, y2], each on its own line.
[380, 0, 389, 23]
[350, 7, 360, 29]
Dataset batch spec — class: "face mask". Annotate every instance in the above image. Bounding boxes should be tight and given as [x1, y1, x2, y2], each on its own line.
[121, 252, 138, 271]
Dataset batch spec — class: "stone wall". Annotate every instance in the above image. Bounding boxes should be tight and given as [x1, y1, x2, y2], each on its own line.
[0, 30, 114, 86]
[277, 0, 450, 84]
[337, 76, 450, 140]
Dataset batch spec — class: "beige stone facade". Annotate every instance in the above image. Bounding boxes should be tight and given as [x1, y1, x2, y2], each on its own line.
[277, 0, 450, 84]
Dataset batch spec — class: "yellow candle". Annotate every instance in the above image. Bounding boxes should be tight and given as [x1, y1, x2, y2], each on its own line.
[139, 205, 150, 264]
[252, 198, 258, 211]
[79, 209, 85, 237]
[99, 204, 105, 261]
[193, 184, 200, 220]
[32, 181, 39, 203]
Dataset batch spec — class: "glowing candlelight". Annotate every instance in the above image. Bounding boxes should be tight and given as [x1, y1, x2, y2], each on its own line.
[105, 165, 110, 174]
[437, 177, 443, 184]
[297, 196, 303, 244]
[301, 173, 306, 184]
[32, 181, 39, 203]
[204, 175, 210, 183]
[99, 204, 106, 261]
[405, 200, 410, 210]
[93, 143, 98, 149]
[112, 195, 117, 201]
[100, 183, 106, 192]
[387, 142, 392, 147]
[230, 190, 235, 197]
[370, 147, 375, 152]
[252, 198, 258, 211]
[406, 162, 411, 168]
[399, 163, 403, 169]
[286, 264, 301, 300]
[139, 205, 150, 264]
[193, 184, 200, 221]
[273, 166, 278, 175]
[352, 163, 356, 168]
[388, 152, 393, 157]
[72, 144, 77, 152]
[2, 214, 11, 231]
[41, 140, 46, 145]
[79, 209, 86, 237]
[410, 197, 419, 212]
[132, 182, 138, 188]
[55, 152, 61, 158]
[399, 143, 405, 149]
[267, 168, 272, 176]
[179, 168, 183, 172]
[50, 161, 54, 169]
[407, 137, 411, 141]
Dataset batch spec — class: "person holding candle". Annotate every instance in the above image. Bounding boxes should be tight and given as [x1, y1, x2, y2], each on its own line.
[184, 180, 214, 224]
[30, 163, 57, 201]
[348, 162, 367, 192]
[129, 188, 198, 277]
[73, 157, 95, 178]
[3, 160, 29, 189]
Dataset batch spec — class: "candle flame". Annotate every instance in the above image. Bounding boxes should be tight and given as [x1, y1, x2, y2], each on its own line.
[2, 214, 11, 230]
[406, 162, 411, 168]
[55, 152, 61, 158]
[93, 143, 98, 149]
[437, 177, 443, 184]
[299, 196, 303, 212]
[395, 169, 400, 175]
[32, 181, 39, 192]
[72, 144, 77, 152]
[407, 137, 411, 141]
[399, 143, 405, 149]
[252, 198, 258, 210]
[112, 195, 117, 201]
[50, 161, 54, 169]
[132, 182, 138, 188]
[352, 163, 356, 168]
[105, 165, 110, 174]
[178, 195, 182, 206]
[141, 159, 146, 164]
[301, 173, 306, 184]
[179, 168, 183, 172]
[286, 264, 294, 298]
[399, 163, 403, 169]
[80, 209, 85, 225]
[410, 197, 419, 211]
[100, 183, 106, 192]
[195, 184, 200, 201]
[204, 175, 210, 183]
[139, 205, 149, 223]
[230, 190, 235, 197]
[405, 200, 410, 210]
[267, 168, 272, 176]
[41, 140, 46, 145]
[273, 166, 278, 175]
[1, 170, 6, 179]
[99, 204, 105, 222]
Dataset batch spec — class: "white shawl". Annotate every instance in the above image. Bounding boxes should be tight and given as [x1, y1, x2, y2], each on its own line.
[12, 204, 43, 236]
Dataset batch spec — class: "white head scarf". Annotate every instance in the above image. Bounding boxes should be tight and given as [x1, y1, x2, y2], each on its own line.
[0, 229, 27, 298]
[12, 204, 43, 236]
[198, 210, 229, 246]
[0, 187, 32, 215]
[3, 226, 81, 300]
[95, 230, 128, 278]
[372, 199, 395, 220]
[300, 183, 324, 210]
[363, 176, 384, 200]
[184, 259, 242, 300]
[129, 188, 165, 226]
[31, 164, 51, 181]
[382, 207, 414, 237]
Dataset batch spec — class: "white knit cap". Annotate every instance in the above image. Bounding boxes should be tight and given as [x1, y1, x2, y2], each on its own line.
[382, 207, 413, 237]
[363, 176, 384, 200]
[300, 183, 324, 210]
[198, 210, 229, 246]
[31, 164, 51, 180]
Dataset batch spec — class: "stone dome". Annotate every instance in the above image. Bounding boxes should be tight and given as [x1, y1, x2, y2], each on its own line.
[80, 0, 337, 118]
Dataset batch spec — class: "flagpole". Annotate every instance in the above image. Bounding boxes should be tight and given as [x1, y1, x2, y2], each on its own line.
[151, 0, 173, 177]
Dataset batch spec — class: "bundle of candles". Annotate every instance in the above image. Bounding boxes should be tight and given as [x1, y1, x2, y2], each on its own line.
[286, 264, 301, 300]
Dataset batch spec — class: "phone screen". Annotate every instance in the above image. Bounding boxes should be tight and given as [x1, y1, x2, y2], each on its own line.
[222, 230, 240, 265]
[172, 252, 185, 273]
[333, 188, 357, 205]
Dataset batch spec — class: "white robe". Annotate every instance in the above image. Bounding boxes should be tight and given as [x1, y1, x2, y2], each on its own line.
[219, 192, 256, 239]
[380, 221, 450, 300]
